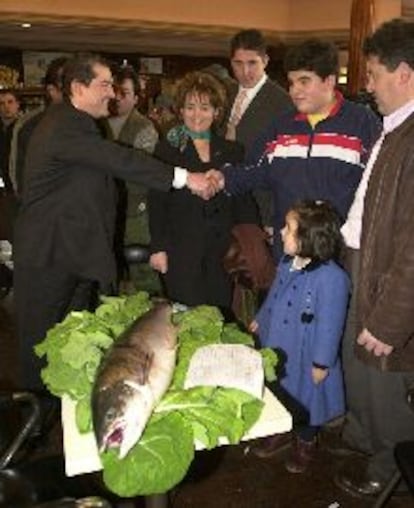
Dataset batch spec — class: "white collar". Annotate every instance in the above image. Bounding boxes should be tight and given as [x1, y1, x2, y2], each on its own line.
[383, 99, 414, 134]
[290, 256, 312, 271]
[238, 73, 267, 99]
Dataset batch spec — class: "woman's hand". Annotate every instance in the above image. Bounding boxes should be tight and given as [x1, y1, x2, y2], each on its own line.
[249, 320, 259, 333]
[149, 251, 168, 274]
[312, 366, 328, 384]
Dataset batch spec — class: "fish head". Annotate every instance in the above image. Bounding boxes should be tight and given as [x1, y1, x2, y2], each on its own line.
[92, 380, 154, 459]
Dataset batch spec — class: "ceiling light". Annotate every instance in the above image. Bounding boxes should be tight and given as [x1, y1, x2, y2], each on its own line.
[20, 23, 32, 29]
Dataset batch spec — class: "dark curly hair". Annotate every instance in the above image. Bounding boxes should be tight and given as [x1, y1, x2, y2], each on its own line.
[112, 65, 139, 95]
[62, 53, 111, 98]
[174, 71, 226, 125]
[363, 18, 414, 71]
[289, 200, 343, 262]
[230, 29, 267, 58]
[284, 38, 339, 79]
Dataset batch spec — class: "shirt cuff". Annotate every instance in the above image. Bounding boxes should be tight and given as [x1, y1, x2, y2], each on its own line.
[172, 167, 188, 189]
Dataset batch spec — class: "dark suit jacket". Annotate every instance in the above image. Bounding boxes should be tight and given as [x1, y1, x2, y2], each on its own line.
[226, 78, 292, 157]
[148, 133, 258, 309]
[224, 78, 293, 225]
[14, 101, 173, 289]
[14, 109, 44, 196]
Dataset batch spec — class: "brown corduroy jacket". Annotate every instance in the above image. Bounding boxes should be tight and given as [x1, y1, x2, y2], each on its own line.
[356, 113, 414, 371]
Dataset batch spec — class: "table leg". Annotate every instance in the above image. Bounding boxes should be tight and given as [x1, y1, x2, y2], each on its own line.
[145, 493, 169, 508]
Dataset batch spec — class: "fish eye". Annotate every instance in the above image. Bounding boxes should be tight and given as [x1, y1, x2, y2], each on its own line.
[106, 407, 117, 421]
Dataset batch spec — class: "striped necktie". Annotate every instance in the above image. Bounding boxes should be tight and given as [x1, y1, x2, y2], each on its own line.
[226, 89, 248, 140]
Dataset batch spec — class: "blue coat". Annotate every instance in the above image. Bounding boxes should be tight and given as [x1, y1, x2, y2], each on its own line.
[256, 257, 350, 426]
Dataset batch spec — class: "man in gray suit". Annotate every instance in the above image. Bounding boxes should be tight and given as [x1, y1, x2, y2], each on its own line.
[225, 29, 292, 229]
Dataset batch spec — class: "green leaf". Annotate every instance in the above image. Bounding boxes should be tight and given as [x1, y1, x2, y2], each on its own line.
[156, 386, 262, 449]
[75, 396, 92, 433]
[35, 293, 153, 400]
[170, 307, 225, 390]
[221, 323, 254, 346]
[260, 348, 279, 382]
[101, 412, 194, 497]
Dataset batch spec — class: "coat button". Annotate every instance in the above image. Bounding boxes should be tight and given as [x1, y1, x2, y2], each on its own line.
[137, 202, 146, 213]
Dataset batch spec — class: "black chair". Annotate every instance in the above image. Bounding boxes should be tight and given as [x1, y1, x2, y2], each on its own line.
[0, 392, 112, 507]
[123, 243, 150, 265]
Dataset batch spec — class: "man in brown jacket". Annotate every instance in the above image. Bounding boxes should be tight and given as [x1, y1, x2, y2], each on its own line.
[335, 19, 414, 498]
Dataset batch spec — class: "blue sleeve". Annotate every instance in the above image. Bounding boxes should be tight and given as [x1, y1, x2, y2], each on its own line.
[222, 113, 283, 195]
[312, 267, 350, 367]
[222, 157, 272, 196]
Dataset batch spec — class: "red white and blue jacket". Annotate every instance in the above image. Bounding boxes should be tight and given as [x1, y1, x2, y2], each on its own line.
[223, 92, 382, 260]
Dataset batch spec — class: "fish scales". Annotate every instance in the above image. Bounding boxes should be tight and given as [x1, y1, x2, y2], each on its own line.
[92, 301, 177, 459]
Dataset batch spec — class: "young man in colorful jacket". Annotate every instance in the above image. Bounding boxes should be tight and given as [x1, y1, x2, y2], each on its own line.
[215, 38, 381, 261]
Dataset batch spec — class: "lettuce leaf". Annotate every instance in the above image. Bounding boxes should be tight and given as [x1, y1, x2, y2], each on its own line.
[101, 412, 194, 496]
[101, 385, 263, 497]
[221, 322, 254, 346]
[260, 348, 279, 383]
[35, 294, 153, 399]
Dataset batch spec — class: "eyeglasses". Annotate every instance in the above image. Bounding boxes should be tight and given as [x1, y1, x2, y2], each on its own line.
[91, 79, 114, 91]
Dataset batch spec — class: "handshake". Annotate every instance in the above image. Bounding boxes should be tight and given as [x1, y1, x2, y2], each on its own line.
[186, 169, 225, 200]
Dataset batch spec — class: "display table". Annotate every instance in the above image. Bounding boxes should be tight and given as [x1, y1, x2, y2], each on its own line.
[61, 387, 292, 506]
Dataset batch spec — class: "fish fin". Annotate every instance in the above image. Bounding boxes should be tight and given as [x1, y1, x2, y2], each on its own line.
[137, 351, 154, 385]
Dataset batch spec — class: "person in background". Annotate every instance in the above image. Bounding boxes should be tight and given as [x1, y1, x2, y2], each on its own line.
[201, 62, 236, 109]
[334, 18, 414, 498]
[0, 89, 20, 192]
[105, 65, 160, 294]
[0, 89, 21, 262]
[224, 28, 293, 230]
[210, 38, 381, 263]
[9, 57, 68, 198]
[148, 92, 177, 136]
[251, 200, 349, 473]
[148, 71, 259, 318]
[13, 54, 216, 391]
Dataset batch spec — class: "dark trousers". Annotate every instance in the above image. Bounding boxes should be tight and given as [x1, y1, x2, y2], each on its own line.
[267, 379, 319, 441]
[342, 248, 414, 483]
[14, 264, 99, 391]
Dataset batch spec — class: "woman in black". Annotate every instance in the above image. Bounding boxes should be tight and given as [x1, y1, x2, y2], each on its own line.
[148, 71, 258, 317]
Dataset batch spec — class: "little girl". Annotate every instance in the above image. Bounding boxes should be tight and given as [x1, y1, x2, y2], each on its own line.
[250, 200, 350, 473]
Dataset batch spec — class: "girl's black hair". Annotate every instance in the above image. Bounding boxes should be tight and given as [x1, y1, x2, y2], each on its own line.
[289, 200, 343, 262]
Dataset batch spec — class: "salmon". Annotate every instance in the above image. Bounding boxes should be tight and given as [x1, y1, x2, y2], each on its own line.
[92, 301, 177, 459]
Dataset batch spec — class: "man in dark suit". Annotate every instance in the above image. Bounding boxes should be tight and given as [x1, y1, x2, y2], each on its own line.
[225, 29, 293, 229]
[13, 54, 215, 391]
